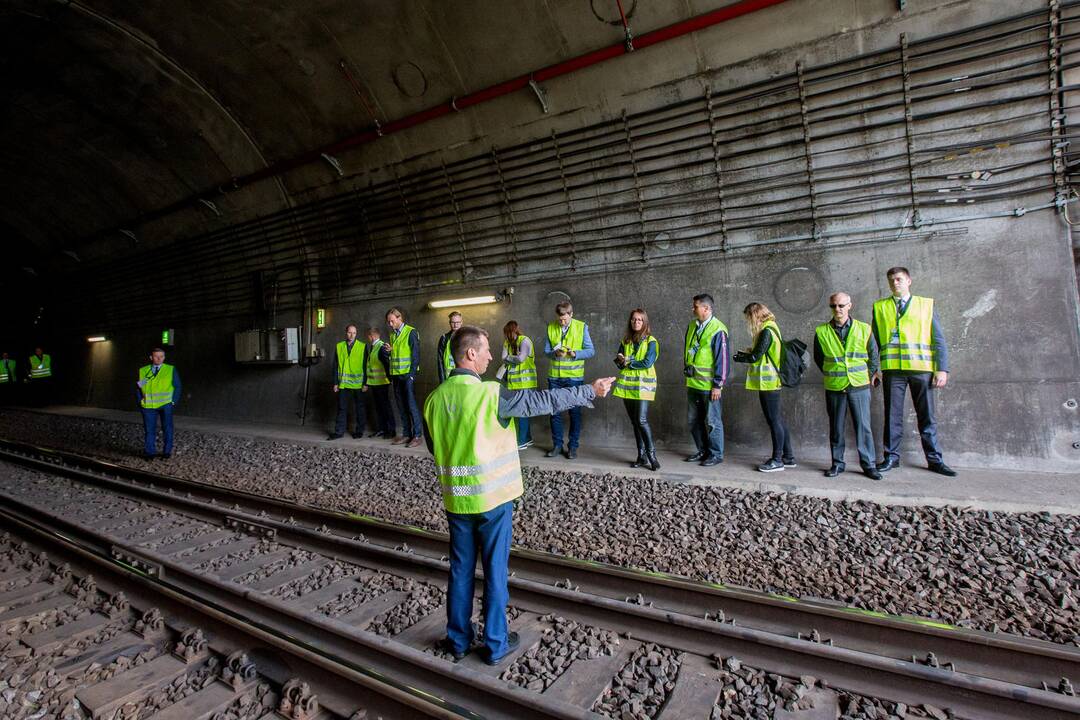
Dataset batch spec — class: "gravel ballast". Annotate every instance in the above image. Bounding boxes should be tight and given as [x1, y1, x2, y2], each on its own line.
[0, 410, 1076, 646]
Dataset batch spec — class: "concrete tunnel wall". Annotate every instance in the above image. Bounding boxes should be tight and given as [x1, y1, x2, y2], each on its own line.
[68, 208, 1080, 473]
[25, 0, 1080, 473]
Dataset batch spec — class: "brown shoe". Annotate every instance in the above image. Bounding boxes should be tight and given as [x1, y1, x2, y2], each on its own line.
[391, 436, 407, 445]
[406, 437, 422, 448]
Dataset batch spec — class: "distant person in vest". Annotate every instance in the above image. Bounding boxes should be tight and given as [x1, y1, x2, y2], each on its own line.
[614, 308, 660, 471]
[436, 312, 463, 383]
[328, 324, 366, 440]
[543, 301, 595, 459]
[382, 307, 422, 448]
[814, 292, 882, 481]
[501, 321, 536, 449]
[684, 294, 729, 467]
[422, 325, 614, 664]
[0, 352, 16, 404]
[734, 303, 796, 473]
[363, 327, 395, 439]
[872, 267, 956, 477]
[26, 346, 52, 406]
[137, 348, 181, 460]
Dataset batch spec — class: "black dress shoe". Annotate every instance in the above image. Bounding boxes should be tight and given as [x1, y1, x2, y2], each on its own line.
[700, 455, 723, 467]
[876, 457, 900, 472]
[684, 452, 706, 463]
[545, 447, 563, 458]
[863, 468, 883, 481]
[823, 464, 844, 477]
[352, 433, 364, 439]
[565, 448, 577, 460]
[327, 434, 343, 440]
[483, 632, 520, 666]
[928, 462, 957, 477]
[160, 454, 172, 460]
[434, 637, 467, 661]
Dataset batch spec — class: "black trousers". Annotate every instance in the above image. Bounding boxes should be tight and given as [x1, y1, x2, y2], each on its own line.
[369, 385, 395, 436]
[883, 372, 943, 464]
[622, 399, 655, 455]
[334, 387, 365, 436]
[758, 390, 793, 463]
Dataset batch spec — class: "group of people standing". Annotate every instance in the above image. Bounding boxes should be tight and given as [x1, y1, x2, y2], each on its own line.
[0, 347, 54, 405]
[333, 265, 955, 480]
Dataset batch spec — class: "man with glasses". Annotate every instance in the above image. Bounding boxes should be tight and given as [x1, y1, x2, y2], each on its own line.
[813, 292, 882, 480]
[684, 293, 729, 467]
[872, 267, 956, 477]
[436, 312, 463, 384]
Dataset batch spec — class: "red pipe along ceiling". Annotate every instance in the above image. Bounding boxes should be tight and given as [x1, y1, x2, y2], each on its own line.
[155, 0, 792, 222]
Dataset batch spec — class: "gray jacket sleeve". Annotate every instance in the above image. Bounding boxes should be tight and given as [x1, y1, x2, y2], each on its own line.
[498, 384, 596, 422]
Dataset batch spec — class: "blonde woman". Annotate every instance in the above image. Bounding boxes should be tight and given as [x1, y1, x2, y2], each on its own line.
[734, 303, 795, 472]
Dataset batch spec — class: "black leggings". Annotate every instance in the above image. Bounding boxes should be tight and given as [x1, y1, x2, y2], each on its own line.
[623, 399, 655, 454]
[758, 390, 793, 462]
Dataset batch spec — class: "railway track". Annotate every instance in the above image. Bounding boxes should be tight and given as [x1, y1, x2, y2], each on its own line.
[0, 438, 1078, 719]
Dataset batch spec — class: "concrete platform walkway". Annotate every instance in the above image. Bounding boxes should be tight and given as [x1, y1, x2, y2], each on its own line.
[14, 405, 1080, 516]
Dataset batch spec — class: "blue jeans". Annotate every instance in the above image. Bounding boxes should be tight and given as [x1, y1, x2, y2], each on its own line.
[141, 404, 174, 457]
[687, 390, 723, 458]
[548, 377, 583, 449]
[392, 376, 422, 438]
[514, 416, 531, 446]
[445, 501, 513, 660]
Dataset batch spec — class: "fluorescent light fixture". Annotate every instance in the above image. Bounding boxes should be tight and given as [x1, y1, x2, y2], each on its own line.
[428, 295, 498, 309]
[87, 336, 108, 343]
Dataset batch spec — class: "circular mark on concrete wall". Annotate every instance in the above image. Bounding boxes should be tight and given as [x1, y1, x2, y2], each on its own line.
[543, 291, 572, 311]
[652, 232, 670, 250]
[773, 266, 825, 314]
[590, 0, 637, 24]
[393, 62, 428, 98]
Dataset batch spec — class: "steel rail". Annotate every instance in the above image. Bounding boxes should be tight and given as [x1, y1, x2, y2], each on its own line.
[0, 504, 476, 720]
[2, 439, 1079, 720]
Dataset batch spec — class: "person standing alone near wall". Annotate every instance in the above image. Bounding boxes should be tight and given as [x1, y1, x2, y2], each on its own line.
[329, 324, 366, 440]
[137, 347, 181, 460]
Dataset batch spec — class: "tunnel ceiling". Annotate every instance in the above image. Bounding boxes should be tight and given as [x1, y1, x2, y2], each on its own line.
[0, 0, 736, 287]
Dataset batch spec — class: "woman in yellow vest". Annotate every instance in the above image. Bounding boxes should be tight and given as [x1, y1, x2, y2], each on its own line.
[612, 309, 660, 470]
[734, 303, 795, 473]
[501, 321, 536, 449]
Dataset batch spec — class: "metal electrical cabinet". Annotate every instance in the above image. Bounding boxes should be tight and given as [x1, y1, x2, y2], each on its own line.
[234, 328, 299, 364]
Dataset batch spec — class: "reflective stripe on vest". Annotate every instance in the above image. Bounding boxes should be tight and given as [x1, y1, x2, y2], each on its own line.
[422, 374, 524, 514]
[139, 364, 175, 409]
[873, 296, 935, 373]
[390, 325, 416, 376]
[815, 320, 871, 391]
[547, 319, 586, 379]
[684, 317, 727, 391]
[336, 340, 366, 389]
[504, 336, 537, 390]
[28, 355, 51, 379]
[613, 336, 659, 401]
[746, 321, 782, 391]
[366, 340, 389, 385]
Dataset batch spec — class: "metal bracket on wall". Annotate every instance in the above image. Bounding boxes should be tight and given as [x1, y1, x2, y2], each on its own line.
[528, 76, 549, 114]
[899, 34, 922, 229]
[441, 159, 470, 282]
[796, 62, 822, 241]
[491, 146, 521, 276]
[551, 130, 579, 270]
[622, 110, 649, 262]
[198, 198, 221, 217]
[704, 87, 729, 250]
[320, 153, 344, 177]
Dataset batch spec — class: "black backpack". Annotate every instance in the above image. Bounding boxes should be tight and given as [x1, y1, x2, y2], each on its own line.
[767, 328, 808, 388]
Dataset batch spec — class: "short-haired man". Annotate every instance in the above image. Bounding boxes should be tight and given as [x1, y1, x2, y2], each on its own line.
[872, 267, 956, 476]
[27, 346, 52, 406]
[423, 325, 614, 665]
[436, 312, 463, 383]
[543, 301, 595, 459]
[329, 324, 366, 440]
[363, 327, 395, 438]
[381, 307, 423, 447]
[137, 348, 181, 460]
[814, 292, 882, 480]
[0, 352, 16, 405]
[684, 294, 729, 466]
